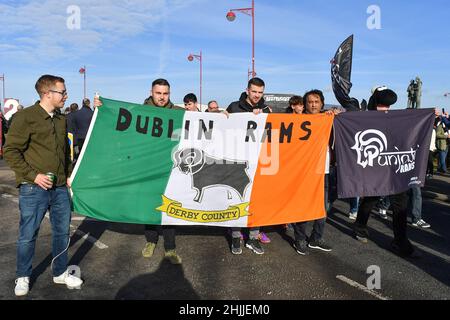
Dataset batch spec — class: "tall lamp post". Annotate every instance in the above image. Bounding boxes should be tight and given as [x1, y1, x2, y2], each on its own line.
[227, 0, 256, 79]
[188, 51, 202, 108]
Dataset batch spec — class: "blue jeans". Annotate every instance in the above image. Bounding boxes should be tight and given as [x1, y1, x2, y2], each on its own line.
[17, 184, 71, 278]
[378, 196, 391, 210]
[437, 150, 447, 172]
[409, 185, 422, 223]
[348, 197, 359, 213]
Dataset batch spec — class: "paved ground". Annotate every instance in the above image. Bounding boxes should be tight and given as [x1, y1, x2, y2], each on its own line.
[0, 159, 449, 301]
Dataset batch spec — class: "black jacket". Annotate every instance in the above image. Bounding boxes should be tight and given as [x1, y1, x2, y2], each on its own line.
[71, 106, 93, 143]
[226, 92, 271, 114]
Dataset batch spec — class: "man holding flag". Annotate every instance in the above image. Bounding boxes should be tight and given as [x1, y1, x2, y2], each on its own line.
[94, 78, 184, 264]
[350, 87, 420, 257]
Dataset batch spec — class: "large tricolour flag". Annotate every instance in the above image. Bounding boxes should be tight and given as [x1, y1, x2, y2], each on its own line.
[70, 98, 334, 227]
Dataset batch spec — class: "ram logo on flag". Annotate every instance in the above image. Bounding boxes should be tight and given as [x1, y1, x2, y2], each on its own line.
[334, 108, 435, 198]
[70, 98, 334, 227]
[351, 129, 417, 173]
[171, 148, 251, 203]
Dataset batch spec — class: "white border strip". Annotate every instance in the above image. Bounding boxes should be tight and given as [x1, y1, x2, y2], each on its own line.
[69, 107, 99, 185]
[336, 275, 390, 300]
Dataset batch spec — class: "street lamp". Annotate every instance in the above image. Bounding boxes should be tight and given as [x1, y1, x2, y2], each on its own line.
[187, 50, 202, 109]
[226, 0, 256, 79]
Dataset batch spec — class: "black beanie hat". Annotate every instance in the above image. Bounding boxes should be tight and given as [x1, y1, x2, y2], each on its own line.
[367, 86, 398, 110]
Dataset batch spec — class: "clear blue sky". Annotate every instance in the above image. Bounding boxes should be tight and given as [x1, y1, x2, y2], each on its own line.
[1, 0, 450, 110]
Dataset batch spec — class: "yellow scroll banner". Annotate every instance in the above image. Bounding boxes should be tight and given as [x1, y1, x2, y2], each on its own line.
[156, 195, 250, 223]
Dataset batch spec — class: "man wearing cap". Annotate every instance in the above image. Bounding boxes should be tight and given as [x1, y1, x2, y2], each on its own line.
[353, 86, 419, 257]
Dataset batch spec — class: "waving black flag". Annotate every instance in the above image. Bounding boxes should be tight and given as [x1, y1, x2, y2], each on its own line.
[331, 35, 362, 111]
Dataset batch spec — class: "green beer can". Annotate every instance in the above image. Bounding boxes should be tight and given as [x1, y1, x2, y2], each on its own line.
[46, 172, 56, 187]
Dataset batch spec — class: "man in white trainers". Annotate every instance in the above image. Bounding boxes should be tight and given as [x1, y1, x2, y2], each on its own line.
[409, 185, 431, 228]
[4, 75, 83, 296]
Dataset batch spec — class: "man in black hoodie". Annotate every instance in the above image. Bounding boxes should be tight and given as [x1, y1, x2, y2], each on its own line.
[226, 77, 271, 255]
[227, 78, 271, 115]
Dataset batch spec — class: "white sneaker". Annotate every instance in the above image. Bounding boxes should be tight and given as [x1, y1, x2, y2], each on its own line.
[378, 209, 388, 220]
[53, 270, 83, 289]
[412, 219, 431, 228]
[15, 277, 30, 296]
[348, 212, 357, 220]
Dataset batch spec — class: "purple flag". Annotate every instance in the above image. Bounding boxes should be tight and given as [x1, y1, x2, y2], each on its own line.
[334, 109, 435, 198]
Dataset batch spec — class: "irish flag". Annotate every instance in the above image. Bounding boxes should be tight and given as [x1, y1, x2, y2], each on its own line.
[70, 98, 334, 227]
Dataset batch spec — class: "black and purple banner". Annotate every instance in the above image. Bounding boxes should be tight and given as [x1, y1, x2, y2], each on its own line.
[334, 109, 435, 198]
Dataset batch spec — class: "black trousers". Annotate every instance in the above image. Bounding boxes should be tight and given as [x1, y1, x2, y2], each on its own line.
[354, 192, 411, 249]
[144, 225, 176, 250]
[427, 151, 435, 175]
[293, 218, 326, 242]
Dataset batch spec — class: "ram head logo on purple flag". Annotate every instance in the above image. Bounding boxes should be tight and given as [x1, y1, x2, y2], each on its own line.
[351, 129, 388, 168]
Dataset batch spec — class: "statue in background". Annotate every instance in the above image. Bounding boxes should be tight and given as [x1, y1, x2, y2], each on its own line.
[407, 77, 422, 109]
[407, 80, 415, 109]
[414, 76, 422, 109]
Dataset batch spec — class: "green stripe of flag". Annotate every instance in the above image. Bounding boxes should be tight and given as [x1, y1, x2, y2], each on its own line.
[71, 98, 185, 224]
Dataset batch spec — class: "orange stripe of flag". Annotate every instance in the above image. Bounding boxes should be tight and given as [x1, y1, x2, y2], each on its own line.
[248, 113, 334, 227]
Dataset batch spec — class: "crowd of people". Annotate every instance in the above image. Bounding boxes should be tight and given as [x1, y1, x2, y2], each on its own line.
[2, 74, 450, 297]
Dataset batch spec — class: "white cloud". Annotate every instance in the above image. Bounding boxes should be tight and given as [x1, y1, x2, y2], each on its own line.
[0, 0, 198, 62]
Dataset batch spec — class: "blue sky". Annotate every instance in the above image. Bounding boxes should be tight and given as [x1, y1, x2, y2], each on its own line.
[1, 0, 450, 110]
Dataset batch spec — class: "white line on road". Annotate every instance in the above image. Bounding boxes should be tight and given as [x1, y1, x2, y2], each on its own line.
[409, 241, 450, 263]
[71, 216, 86, 221]
[336, 275, 390, 300]
[1, 193, 18, 203]
[71, 228, 109, 249]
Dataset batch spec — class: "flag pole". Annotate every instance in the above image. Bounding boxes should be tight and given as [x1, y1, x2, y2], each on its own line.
[83, 66, 86, 99]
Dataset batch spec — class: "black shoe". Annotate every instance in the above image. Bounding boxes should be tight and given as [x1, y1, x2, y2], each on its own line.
[293, 240, 308, 255]
[308, 239, 332, 252]
[231, 237, 242, 255]
[245, 239, 264, 254]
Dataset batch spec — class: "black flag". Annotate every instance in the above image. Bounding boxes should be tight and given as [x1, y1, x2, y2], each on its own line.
[331, 35, 360, 111]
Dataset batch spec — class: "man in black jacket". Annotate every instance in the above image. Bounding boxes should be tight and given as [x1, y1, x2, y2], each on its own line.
[226, 77, 271, 255]
[72, 98, 93, 157]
